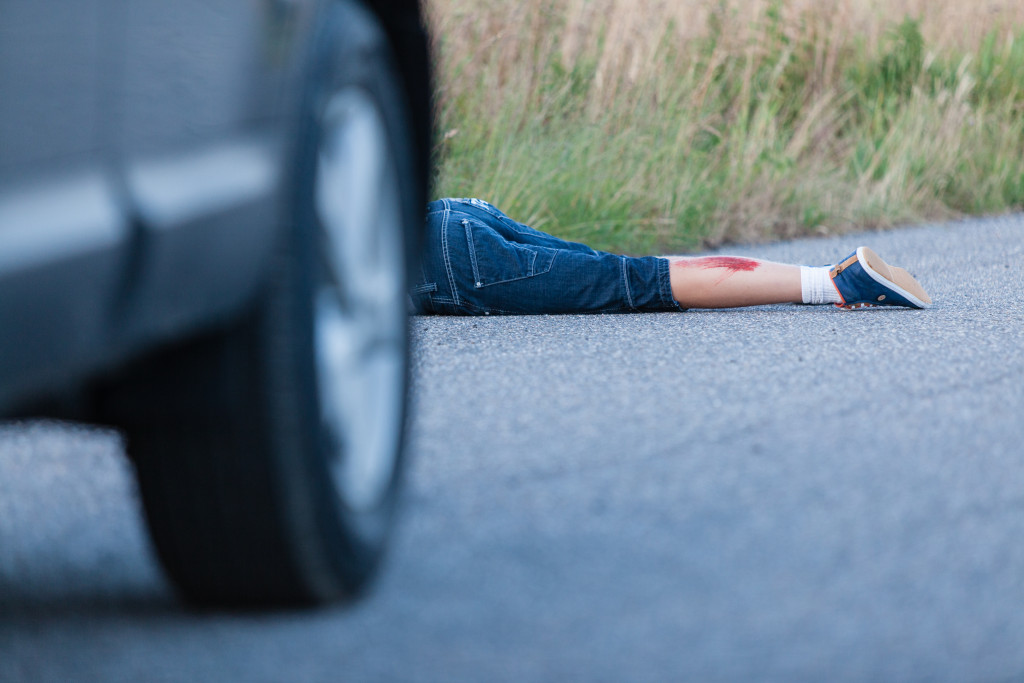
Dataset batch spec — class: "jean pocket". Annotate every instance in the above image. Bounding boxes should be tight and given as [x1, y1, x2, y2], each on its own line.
[462, 218, 556, 287]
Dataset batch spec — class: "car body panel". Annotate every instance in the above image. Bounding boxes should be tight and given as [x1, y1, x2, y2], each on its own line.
[0, 0, 431, 413]
[115, 135, 283, 352]
[0, 170, 129, 407]
[0, 1, 109, 180]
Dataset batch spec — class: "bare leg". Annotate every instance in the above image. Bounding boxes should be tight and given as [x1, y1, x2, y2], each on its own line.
[667, 256, 804, 308]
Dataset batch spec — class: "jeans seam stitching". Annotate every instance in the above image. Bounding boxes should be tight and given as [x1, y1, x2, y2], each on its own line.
[440, 200, 460, 306]
[621, 257, 636, 310]
[658, 257, 684, 311]
[463, 219, 483, 286]
[410, 283, 437, 294]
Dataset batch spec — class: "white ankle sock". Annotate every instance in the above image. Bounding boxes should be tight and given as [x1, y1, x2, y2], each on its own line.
[800, 266, 842, 304]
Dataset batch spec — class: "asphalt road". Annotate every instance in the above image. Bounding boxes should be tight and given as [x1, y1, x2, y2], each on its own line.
[2, 214, 1023, 682]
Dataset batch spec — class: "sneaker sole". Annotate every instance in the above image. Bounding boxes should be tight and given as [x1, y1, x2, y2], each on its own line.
[858, 247, 932, 308]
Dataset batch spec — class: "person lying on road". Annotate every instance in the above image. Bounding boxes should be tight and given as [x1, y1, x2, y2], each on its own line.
[408, 197, 931, 315]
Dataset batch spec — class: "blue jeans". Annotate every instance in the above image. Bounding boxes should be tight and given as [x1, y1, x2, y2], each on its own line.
[409, 198, 683, 315]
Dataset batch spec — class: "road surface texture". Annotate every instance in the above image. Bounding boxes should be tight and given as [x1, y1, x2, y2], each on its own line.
[2, 214, 1023, 682]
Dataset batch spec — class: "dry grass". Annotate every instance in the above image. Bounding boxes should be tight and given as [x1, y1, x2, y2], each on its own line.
[428, 0, 1024, 253]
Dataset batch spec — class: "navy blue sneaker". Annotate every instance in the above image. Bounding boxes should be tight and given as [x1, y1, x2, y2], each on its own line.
[830, 247, 931, 309]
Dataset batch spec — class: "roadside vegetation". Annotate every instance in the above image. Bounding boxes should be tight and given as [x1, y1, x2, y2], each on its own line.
[427, 0, 1024, 254]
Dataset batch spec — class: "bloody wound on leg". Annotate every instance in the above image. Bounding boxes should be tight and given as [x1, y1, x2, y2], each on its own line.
[671, 256, 760, 273]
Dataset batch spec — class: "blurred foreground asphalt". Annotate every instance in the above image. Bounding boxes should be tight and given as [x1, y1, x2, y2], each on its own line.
[2, 214, 1024, 682]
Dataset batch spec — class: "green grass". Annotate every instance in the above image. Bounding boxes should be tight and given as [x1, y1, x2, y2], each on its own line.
[431, 1, 1024, 254]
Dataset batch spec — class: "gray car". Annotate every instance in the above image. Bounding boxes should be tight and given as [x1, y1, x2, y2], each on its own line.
[0, 0, 432, 607]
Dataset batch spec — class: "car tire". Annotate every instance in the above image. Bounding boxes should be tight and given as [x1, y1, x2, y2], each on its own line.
[101, 0, 421, 607]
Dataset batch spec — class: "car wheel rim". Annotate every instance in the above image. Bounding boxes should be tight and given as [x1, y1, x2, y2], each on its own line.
[313, 87, 405, 514]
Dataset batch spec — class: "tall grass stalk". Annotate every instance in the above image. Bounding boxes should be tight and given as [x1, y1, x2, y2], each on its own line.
[429, 0, 1024, 253]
